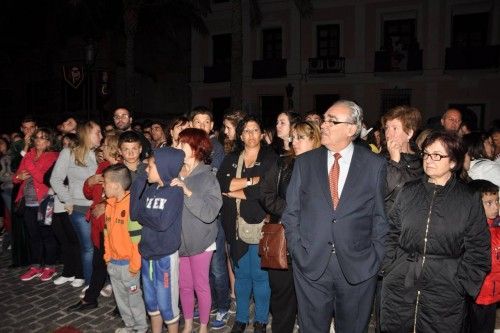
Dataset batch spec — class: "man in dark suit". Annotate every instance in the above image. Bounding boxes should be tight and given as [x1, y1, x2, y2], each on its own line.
[282, 100, 388, 333]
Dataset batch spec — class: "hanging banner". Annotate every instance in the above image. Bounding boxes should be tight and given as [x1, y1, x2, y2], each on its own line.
[63, 65, 85, 89]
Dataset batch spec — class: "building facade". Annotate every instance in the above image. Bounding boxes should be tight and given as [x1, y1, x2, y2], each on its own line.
[190, 0, 500, 129]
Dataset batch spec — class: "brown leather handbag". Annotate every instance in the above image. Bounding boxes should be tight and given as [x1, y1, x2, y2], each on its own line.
[259, 222, 288, 269]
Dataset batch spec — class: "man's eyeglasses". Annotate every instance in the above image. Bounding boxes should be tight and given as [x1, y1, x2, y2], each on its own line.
[323, 118, 354, 126]
[113, 114, 129, 120]
[422, 152, 449, 161]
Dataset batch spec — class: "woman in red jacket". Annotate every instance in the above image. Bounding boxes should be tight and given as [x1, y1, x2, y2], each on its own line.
[14, 128, 59, 282]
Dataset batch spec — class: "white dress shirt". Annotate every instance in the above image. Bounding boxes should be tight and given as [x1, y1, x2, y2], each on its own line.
[327, 142, 354, 197]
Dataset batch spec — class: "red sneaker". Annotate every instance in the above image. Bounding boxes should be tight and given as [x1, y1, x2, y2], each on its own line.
[20, 267, 42, 281]
[40, 267, 57, 281]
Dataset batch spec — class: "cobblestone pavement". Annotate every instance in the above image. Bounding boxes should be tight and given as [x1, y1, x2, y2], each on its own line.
[0, 248, 267, 333]
[4, 245, 499, 333]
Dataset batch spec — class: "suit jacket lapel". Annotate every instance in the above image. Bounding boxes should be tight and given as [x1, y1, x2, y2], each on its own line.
[336, 144, 362, 212]
[316, 147, 334, 211]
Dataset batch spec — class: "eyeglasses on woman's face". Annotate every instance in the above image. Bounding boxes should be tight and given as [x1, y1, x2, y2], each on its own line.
[422, 152, 449, 161]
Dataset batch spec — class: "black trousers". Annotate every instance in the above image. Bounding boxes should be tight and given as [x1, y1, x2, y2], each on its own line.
[469, 302, 496, 333]
[83, 232, 107, 304]
[269, 265, 297, 333]
[10, 185, 30, 267]
[293, 254, 377, 333]
[52, 212, 83, 278]
[23, 206, 57, 266]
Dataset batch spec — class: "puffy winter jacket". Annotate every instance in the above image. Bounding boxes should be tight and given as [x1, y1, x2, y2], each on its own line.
[381, 175, 490, 333]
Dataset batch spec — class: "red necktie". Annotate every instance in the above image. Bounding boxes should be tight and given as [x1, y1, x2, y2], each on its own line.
[329, 152, 342, 209]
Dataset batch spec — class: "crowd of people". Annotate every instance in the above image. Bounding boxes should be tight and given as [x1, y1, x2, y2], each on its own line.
[0, 101, 499, 333]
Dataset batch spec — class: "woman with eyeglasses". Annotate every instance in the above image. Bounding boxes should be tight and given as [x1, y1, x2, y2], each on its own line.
[260, 121, 321, 333]
[13, 128, 59, 282]
[217, 116, 278, 333]
[380, 130, 491, 332]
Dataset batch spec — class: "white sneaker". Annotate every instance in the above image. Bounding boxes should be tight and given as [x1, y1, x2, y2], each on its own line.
[53, 276, 75, 285]
[100, 284, 113, 297]
[71, 278, 85, 288]
[79, 285, 89, 299]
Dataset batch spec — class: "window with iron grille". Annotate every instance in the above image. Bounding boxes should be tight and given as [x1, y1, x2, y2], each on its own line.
[317, 24, 340, 58]
[262, 28, 282, 60]
[380, 88, 412, 115]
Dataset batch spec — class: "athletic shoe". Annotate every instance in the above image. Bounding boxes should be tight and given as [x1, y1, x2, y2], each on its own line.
[211, 311, 229, 329]
[20, 267, 42, 281]
[79, 285, 89, 299]
[71, 278, 85, 288]
[100, 283, 113, 297]
[39, 267, 57, 281]
[114, 328, 133, 333]
[53, 276, 75, 285]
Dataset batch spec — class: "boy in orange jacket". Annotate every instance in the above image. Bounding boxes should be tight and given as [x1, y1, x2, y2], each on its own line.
[103, 164, 147, 333]
[469, 179, 500, 333]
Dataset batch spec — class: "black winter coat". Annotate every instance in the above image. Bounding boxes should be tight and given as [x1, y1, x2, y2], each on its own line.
[380, 176, 490, 333]
[384, 150, 423, 212]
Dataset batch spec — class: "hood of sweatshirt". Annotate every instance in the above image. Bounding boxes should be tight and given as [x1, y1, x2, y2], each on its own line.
[152, 147, 184, 185]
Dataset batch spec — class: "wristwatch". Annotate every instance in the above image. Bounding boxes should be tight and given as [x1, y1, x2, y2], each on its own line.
[246, 177, 252, 187]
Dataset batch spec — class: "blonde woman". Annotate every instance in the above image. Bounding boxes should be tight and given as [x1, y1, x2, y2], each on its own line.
[50, 121, 102, 291]
[69, 131, 121, 311]
[260, 121, 321, 333]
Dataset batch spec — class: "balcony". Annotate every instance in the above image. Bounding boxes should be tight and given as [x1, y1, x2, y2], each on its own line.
[445, 45, 500, 70]
[374, 49, 423, 73]
[252, 59, 287, 79]
[203, 64, 230, 83]
[308, 57, 345, 75]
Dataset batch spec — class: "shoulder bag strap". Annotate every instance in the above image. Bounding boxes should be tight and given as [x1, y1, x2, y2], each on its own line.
[235, 152, 244, 216]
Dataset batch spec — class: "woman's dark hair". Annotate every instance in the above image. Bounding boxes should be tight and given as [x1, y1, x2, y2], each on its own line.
[222, 110, 246, 153]
[235, 115, 263, 152]
[272, 111, 303, 154]
[34, 127, 58, 152]
[421, 130, 465, 172]
[166, 115, 189, 146]
[463, 132, 490, 160]
[178, 128, 213, 165]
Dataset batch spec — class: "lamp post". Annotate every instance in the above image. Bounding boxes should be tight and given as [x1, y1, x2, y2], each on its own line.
[85, 40, 96, 120]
